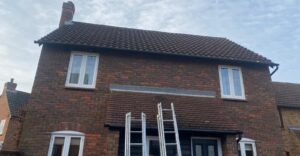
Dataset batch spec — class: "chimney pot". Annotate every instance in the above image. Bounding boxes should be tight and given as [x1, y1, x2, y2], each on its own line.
[5, 78, 17, 91]
[59, 1, 75, 27]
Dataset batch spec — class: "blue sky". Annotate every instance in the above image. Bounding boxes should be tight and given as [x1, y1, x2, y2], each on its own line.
[0, 0, 299, 92]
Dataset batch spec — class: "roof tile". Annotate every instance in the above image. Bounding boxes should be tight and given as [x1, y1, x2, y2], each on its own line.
[36, 22, 276, 65]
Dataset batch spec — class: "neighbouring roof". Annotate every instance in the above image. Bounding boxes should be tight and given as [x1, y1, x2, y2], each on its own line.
[35, 21, 277, 66]
[273, 82, 300, 108]
[105, 92, 240, 133]
[6, 90, 30, 117]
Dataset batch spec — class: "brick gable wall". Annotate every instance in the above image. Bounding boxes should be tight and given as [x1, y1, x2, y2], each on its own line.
[18, 45, 284, 155]
[280, 107, 300, 155]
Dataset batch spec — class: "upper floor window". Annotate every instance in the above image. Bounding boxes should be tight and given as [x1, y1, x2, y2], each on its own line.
[0, 119, 6, 135]
[47, 131, 85, 156]
[218, 65, 245, 99]
[238, 138, 257, 156]
[66, 52, 99, 89]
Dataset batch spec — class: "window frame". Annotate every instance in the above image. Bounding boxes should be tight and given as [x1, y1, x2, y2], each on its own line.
[65, 52, 99, 89]
[146, 136, 159, 156]
[190, 137, 223, 156]
[0, 119, 6, 135]
[218, 65, 245, 100]
[47, 130, 85, 156]
[239, 138, 257, 156]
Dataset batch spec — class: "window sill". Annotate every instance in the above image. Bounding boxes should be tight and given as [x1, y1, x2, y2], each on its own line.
[65, 86, 97, 91]
[221, 97, 247, 102]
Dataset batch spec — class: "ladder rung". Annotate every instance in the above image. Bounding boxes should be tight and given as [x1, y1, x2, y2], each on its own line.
[165, 143, 177, 146]
[131, 131, 142, 133]
[163, 119, 174, 122]
[164, 131, 175, 133]
[130, 143, 143, 146]
[162, 109, 172, 111]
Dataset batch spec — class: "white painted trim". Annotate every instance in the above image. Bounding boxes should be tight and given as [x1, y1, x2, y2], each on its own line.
[65, 52, 99, 89]
[239, 138, 257, 156]
[47, 131, 85, 156]
[111, 88, 215, 98]
[111, 84, 216, 98]
[0, 119, 6, 135]
[51, 130, 85, 136]
[218, 65, 245, 100]
[191, 137, 222, 156]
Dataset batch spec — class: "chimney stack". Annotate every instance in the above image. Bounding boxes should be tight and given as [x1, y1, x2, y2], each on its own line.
[59, 1, 75, 27]
[4, 78, 17, 91]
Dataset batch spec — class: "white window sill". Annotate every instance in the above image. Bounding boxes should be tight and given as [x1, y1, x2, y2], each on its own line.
[65, 85, 96, 90]
[221, 96, 247, 101]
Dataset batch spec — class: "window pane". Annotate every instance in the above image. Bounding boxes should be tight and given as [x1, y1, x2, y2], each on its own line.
[245, 144, 254, 156]
[149, 140, 160, 156]
[83, 56, 97, 85]
[232, 69, 242, 96]
[52, 137, 64, 156]
[195, 145, 202, 156]
[69, 55, 83, 84]
[221, 68, 230, 95]
[208, 145, 215, 156]
[68, 138, 81, 156]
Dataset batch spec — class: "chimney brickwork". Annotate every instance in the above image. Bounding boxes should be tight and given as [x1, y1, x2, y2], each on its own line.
[59, 1, 75, 27]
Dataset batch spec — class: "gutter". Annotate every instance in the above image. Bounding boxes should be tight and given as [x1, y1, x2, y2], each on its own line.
[105, 123, 243, 135]
[270, 64, 279, 76]
[35, 41, 278, 67]
[236, 133, 243, 153]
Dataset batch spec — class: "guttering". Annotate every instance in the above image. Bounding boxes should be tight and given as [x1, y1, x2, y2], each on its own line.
[236, 133, 243, 153]
[270, 64, 279, 76]
[34, 41, 278, 67]
[105, 123, 243, 135]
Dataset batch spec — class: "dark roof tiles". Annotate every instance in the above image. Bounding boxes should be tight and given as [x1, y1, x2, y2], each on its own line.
[105, 92, 240, 132]
[273, 82, 300, 108]
[36, 22, 276, 66]
[6, 90, 30, 117]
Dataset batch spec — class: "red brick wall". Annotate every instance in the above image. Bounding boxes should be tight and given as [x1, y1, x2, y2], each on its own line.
[2, 118, 23, 151]
[280, 107, 300, 156]
[0, 90, 10, 143]
[18, 45, 284, 155]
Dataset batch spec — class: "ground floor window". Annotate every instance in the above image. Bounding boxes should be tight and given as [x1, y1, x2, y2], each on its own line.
[47, 131, 85, 156]
[238, 138, 257, 156]
[191, 137, 222, 156]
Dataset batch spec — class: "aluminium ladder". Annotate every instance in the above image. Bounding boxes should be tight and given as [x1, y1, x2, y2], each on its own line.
[125, 112, 147, 156]
[157, 102, 182, 156]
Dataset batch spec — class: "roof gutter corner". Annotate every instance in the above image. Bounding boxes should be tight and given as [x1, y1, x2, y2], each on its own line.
[270, 64, 279, 76]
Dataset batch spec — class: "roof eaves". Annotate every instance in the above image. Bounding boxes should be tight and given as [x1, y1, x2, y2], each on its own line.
[34, 41, 278, 66]
[104, 123, 242, 134]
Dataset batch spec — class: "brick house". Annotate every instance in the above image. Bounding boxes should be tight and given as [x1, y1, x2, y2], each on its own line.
[273, 82, 300, 156]
[0, 79, 30, 152]
[18, 1, 285, 156]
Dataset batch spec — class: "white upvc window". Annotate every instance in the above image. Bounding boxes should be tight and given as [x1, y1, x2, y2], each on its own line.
[0, 141, 3, 150]
[238, 138, 257, 156]
[0, 119, 6, 135]
[65, 52, 99, 89]
[47, 131, 85, 156]
[218, 65, 245, 99]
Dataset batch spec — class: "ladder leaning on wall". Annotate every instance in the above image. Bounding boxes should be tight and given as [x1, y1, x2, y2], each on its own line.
[157, 102, 182, 156]
[124, 112, 147, 156]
